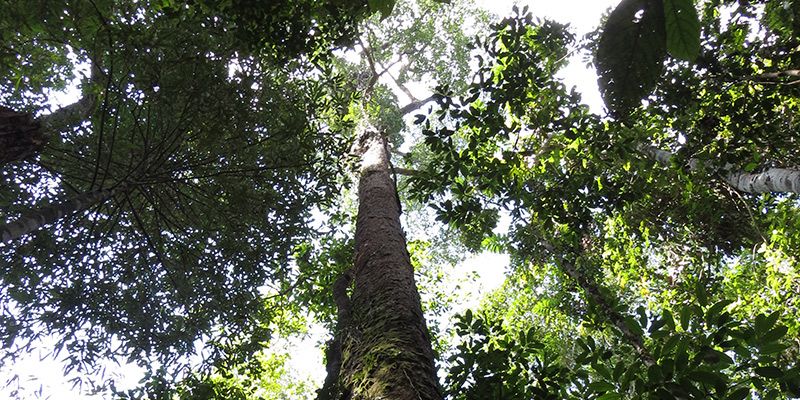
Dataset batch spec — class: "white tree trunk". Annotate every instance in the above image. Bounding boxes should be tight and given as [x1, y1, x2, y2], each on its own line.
[641, 146, 800, 194]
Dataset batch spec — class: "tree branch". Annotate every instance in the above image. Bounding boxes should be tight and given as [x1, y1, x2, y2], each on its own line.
[399, 94, 436, 115]
[540, 240, 656, 367]
[392, 167, 421, 176]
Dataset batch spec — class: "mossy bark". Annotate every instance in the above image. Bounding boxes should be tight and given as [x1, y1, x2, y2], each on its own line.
[327, 125, 441, 400]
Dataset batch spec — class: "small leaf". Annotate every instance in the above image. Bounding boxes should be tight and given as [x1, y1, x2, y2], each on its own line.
[761, 325, 788, 342]
[755, 311, 780, 334]
[757, 342, 788, 355]
[706, 299, 733, 322]
[680, 306, 691, 331]
[689, 370, 726, 387]
[589, 382, 616, 393]
[694, 284, 708, 307]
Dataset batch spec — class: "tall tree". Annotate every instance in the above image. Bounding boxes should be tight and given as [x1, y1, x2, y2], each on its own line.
[2, 0, 484, 397]
[320, 122, 441, 399]
[1, 0, 367, 392]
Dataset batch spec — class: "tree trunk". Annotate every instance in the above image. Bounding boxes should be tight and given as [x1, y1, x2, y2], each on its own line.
[0, 84, 96, 166]
[0, 106, 45, 165]
[641, 145, 800, 194]
[0, 184, 124, 244]
[324, 124, 441, 400]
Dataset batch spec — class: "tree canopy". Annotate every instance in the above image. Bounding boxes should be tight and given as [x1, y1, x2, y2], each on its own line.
[1, 0, 799, 399]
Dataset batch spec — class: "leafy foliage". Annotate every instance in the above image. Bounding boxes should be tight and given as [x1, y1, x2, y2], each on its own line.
[1, 0, 361, 393]
[407, 3, 800, 398]
[3, 0, 800, 398]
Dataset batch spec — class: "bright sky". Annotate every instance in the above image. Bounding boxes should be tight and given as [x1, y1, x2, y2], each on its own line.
[2, 1, 620, 398]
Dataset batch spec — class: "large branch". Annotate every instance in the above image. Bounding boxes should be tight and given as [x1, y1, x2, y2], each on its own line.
[38, 94, 97, 134]
[641, 146, 800, 194]
[0, 184, 125, 244]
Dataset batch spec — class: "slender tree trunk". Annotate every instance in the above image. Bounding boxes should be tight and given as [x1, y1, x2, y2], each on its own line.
[0, 184, 123, 244]
[641, 145, 800, 194]
[323, 123, 441, 400]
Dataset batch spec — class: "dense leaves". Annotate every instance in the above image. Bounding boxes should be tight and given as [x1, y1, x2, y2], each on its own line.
[408, 3, 800, 398]
[1, 0, 361, 393]
[3, 0, 800, 398]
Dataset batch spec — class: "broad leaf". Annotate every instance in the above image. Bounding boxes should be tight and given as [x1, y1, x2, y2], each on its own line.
[664, 0, 701, 61]
[596, 0, 667, 115]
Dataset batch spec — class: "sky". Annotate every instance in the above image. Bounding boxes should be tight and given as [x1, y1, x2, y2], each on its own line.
[2, 0, 621, 398]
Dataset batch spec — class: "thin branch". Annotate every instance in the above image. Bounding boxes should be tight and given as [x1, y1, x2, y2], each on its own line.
[399, 94, 437, 115]
[539, 240, 656, 367]
[393, 167, 421, 176]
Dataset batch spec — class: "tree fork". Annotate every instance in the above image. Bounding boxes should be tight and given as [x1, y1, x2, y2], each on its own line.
[329, 123, 441, 400]
[0, 63, 99, 166]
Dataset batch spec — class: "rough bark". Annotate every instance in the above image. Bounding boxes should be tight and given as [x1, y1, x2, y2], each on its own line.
[0, 106, 45, 165]
[329, 124, 441, 400]
[0, 96, 96, 166]
[319, 270, 354, 400]
[0, 184, 124, 244]
[641, 145, 800, 194]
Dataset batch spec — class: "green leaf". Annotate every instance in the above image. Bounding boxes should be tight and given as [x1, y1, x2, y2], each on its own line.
[589, 382, 617, 393]
[663, 0, 701, 61]
[706, 299, 733, 323]
[368, 0, 396, 20]
[761, 325, 788, 342]
[694, 284, 708, 307]
[596, 0, 667, 115]
[754, 312, 779, 336]
[754, 366, 783, 379]
[689, 370, 726, 387]
[597, 393, 622, 400]
[680, 305, 691, 331]
[725, 387, 750, 400]
[757, 342, 789, 355]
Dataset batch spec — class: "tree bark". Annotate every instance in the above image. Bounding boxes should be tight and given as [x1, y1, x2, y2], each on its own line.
[641, 146, 800, 194]
[0, 106, 45, 165]
[0, 184, 124, 244]
[0, 96, 96, 166]
[326, 123, 442, 400]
